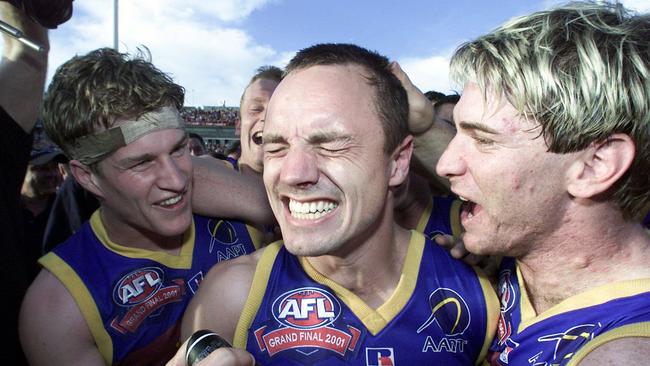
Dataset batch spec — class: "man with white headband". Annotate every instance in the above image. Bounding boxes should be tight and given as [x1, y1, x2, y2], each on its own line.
[19, 47, 265, 365]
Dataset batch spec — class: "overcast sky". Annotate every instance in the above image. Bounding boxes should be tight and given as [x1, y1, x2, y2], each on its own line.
[3, 0, 650, 107]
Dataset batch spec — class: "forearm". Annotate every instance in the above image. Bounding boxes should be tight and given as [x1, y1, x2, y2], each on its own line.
[191, 156, 275, 226]
[0, 2, 49, 132]
[410, 122, 454, 190]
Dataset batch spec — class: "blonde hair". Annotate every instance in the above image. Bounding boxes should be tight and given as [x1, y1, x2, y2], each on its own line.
[450, 1, 650, 218]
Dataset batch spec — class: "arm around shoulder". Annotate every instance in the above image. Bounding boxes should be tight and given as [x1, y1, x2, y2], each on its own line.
[19, 269, 105, 365]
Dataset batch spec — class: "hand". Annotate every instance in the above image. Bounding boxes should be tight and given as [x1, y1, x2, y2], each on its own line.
[390, 61, 434, 135]
[433, 234, 484, 265]
[166, 338, 256, 366]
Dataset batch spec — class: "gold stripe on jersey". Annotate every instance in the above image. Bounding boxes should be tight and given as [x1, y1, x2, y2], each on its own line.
[90, 210, 196, 268]
[233, 241, 282, 348]
[299, 231, 424, 335]
[415, 195, 434, 233]
[39, 254, 114, 364]
[474, 266, 499, 365]
[567, 321, 650, 365]
[515, 261, 650, 332]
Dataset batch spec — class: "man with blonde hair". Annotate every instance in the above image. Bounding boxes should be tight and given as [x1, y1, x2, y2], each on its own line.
[412, 2, 650, 365]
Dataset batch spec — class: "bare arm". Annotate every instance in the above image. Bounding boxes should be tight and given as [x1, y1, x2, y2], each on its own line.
[390, 62, 454, 189]
[0, 2, 49, 133]
[181, 249, 263, 344]
[19, 270, 105, 366]
[191, 156, 275, 226]
[576, 337, 650, 365]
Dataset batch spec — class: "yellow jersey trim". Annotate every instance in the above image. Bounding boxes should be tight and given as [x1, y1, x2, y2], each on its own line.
[39, 254, 114, 365]
[233, 242, 282, 347]
[567, 322, 650, 365]
[90, 210, 195, 269]
[474, 266, 499, 365]
[299, 231, 423, 336]
[416, 195, 434, 233]
[515, 261, 650, 332]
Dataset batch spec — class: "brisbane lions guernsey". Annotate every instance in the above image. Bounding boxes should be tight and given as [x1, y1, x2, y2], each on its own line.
[234, 230, 498, 365]
[416, 195, 463, 240]
[488, 257, 650, 366]
[39, 211, 260, 365]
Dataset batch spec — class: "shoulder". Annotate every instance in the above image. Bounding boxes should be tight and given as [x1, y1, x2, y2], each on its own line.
[20, 269, 103, 364]
[576, 337, 650, 365]
[182, 247, 268, 343]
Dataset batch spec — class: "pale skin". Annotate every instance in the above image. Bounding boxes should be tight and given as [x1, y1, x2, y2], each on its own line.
[20, 128, 196, 365]
[172, 63, 414, 365]
[427, 82, 650, 364]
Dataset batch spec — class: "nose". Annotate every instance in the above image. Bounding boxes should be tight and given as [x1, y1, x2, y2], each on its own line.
[436, 135, 466, 179]
[157, 155, 189, 192]
[279, 146, 319, 188]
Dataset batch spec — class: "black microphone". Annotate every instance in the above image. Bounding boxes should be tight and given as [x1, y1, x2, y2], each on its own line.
[185, 330, 232, 366]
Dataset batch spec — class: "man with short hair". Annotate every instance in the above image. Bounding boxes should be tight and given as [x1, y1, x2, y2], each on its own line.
[234, 65, 283, 174]
[417, 2, 650, 365]
[174, 43, 497, 365]
[19, 48, 263, 365]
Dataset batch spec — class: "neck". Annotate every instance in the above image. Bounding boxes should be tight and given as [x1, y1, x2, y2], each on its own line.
[306, 203, 411, 309]
[21, 193, 50, 216]
[99, 207, 186, 253]
[517, 208, 650, 314]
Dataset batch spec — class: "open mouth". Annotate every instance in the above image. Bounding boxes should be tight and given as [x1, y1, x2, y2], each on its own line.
[459, 196, 478, 219]
[288, 198, 338, 220]
[252, 131, 263, 145]
[157, 193, 184, 208]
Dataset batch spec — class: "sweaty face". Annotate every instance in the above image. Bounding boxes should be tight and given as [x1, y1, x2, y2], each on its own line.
[92, 128, 193, 245]
[436, 83, 575, 257]
[239, 78, 279, 172]
[263, 64, 396, 257]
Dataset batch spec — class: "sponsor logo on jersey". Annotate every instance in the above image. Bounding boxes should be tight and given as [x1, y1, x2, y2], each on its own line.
[206, 219, 252, 260]
[253, 287, 361, 358]
[418, 287, 470, 335]
[110, 267, 185, 334]
[366, 347, 394, 366]
[419, 288, 470, 354]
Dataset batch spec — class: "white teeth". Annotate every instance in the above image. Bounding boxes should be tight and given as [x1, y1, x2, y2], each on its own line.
[459, 196, 468, 202]
[289, 199, 337, 219]
[160, 195, 182, 206]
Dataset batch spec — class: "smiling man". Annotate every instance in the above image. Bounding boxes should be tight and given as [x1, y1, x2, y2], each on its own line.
[19, 48, 263, 366]
[412, 2, 650, 365]
[176, 43, 497, 366]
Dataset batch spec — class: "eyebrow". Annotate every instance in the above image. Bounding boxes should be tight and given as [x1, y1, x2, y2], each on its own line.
[263, 131, 353, 145]
[118, 133, 188, 166]
[458, 121, 499, 134]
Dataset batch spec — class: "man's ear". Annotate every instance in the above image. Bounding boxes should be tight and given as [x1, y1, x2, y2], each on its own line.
[567, 133, 635, 198]
[388, 135, 414, 188]
[69, 160, 105, 199]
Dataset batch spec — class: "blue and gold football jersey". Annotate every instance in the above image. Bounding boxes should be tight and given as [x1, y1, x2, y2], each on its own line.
[234, 231, 498, 365]
[488, 257, 650, 366]
[39, 211, 260, 365]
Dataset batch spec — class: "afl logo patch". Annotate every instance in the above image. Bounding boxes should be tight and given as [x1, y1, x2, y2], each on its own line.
[112, 267, 164, 306]
[272, 287, 339, 329]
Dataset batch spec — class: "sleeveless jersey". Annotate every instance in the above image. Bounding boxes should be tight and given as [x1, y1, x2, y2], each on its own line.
[39, 211, 260, 365]
[488, 257, 650, 366]
[234, 231, 499, 365]
[416, 195, 463, 239]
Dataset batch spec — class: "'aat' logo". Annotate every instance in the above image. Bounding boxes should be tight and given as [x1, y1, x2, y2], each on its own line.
[417, 287, 470, 336]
